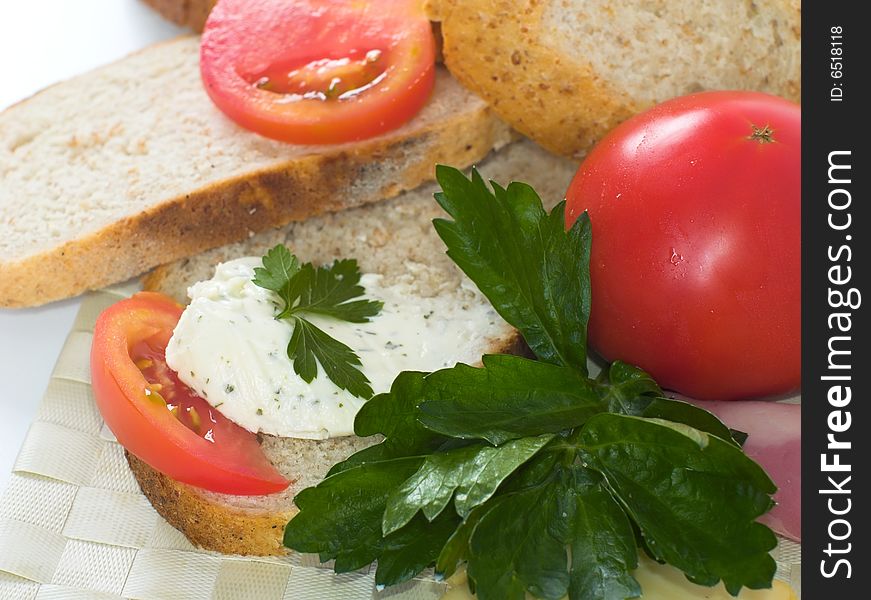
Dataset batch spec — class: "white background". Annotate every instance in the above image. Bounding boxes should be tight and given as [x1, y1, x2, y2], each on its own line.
[0, 0, 185, 492]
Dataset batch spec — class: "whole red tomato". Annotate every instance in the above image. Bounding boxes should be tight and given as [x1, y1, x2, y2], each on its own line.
[566, 92, 800, 401]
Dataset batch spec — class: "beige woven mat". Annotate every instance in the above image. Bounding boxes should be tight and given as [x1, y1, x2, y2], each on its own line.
[0, 286, 801, 599]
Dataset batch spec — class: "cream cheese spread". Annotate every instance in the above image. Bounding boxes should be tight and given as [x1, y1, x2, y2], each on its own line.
[165, 257, 503, 439]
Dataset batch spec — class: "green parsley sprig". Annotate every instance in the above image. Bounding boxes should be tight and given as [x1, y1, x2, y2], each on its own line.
[253, 246, 383, 399]
[282, 167, 778, 599]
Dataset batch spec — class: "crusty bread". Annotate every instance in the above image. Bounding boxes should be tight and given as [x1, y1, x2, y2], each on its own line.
[130, 140, 576, 555]
[128, 434, 377, 556]
[139, 1, 447, 63]
[427, 0, 801, 157]
[141, 0, 216, 31]
[0, 36, 510, 307]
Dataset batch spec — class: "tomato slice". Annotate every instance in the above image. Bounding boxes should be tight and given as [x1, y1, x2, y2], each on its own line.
[90, 292, 289, 495]
[200, 0, 436, 144]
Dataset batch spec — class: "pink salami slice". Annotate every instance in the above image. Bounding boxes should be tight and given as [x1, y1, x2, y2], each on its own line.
[688, 399, 800, 542]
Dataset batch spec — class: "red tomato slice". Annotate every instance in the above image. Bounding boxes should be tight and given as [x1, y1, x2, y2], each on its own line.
[91, 292, 289, 495]
[200, 0, 436, 144]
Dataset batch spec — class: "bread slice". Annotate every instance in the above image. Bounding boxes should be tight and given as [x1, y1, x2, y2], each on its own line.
[426, 0, 801, 157]
[142, 0, 216, 31]
[0, 36, 511, 308]
[130, 140, 576, 555]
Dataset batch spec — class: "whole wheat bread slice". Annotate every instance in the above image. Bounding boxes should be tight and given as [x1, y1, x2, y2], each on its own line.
[426, 0, 801, 157]
[130, 140, 576, 555]
[0, 36, 510, 307]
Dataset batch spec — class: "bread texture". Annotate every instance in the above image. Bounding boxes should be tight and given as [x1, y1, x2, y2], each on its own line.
[127, 435, 376, 556]
[142, 0, 216, 31]
[427, 0, 801, 157]
[0, 36, 511, 307]
[130, 140, 576, 555]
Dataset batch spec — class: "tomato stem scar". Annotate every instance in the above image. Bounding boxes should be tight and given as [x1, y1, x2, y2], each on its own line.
[749, 123, 775, 143]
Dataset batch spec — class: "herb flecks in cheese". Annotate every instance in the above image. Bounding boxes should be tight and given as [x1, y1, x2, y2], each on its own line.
[165, 257, 502, 439]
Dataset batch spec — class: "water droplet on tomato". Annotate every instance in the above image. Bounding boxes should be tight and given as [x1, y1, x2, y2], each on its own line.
[669, 248, 684, 266]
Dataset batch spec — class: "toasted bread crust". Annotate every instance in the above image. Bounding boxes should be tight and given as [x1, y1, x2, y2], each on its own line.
[127, 451, 294, 555]
[141, 0, 216, 31]
[0, 93, 509, 308]
[141, 0, 450, 64]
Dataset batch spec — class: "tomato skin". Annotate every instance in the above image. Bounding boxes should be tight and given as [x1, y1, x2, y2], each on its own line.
[91, 292, 289, 495]
[200, 0, 436, 145]
[566, 92, 800, 401]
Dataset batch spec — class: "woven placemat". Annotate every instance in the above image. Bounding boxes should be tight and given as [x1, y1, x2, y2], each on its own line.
[0, 286, 801, 599]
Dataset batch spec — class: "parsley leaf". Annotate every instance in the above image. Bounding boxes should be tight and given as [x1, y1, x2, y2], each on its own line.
[284, 354, 776, 596]
[467, 483, 570, 600]
[382, 433, 553, 534]
[433, 166, 591, 374]
[253, 245, 382, 398]
[549, 466, 641, 600]
[456, 460, 642, 600]
[596, 361, 742, 445]
[283, 457, 423, 572]
[374, 509, 460, 587]
[284, 452, 462, 588]
[639, 398, 741, 445]
[579, 414, 778, 595]
[288, 318, 373, 399]
[328, 371, 448, 476]
[284, 260, 383, 322]
[436, 503, 489, 580]
[593, 361, 663, 414]
[252, 244, 300, 293]
[281, 170, 779, 599]
[417, 354, 605, 444]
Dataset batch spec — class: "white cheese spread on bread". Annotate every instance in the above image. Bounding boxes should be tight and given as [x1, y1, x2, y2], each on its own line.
[165, 257, 503, 439]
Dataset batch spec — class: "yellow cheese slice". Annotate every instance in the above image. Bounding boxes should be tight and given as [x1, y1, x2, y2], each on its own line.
[442, 556, 797, 600]
[632, 556, 797, 600]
